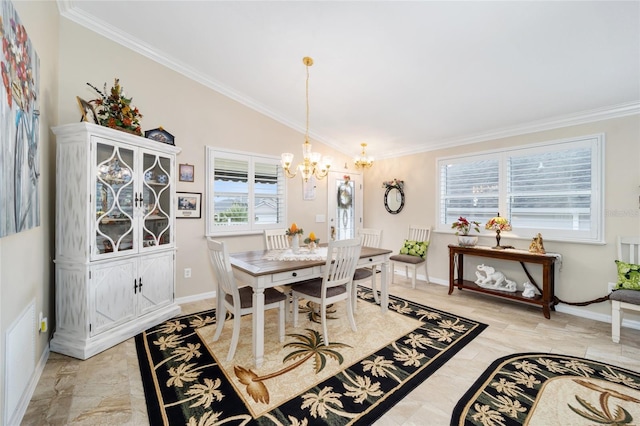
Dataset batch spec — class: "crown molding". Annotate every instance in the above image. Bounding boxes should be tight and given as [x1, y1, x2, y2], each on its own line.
[375, 101, 640, 160]
[58, 1, 640, 160]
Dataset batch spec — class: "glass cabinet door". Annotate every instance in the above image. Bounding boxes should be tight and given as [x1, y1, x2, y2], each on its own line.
[141, 151, 172, 249]
[95, 142, 135, 256]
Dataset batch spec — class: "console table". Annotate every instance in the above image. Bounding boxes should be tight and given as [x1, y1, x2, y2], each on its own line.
[448, 245, 559, 319]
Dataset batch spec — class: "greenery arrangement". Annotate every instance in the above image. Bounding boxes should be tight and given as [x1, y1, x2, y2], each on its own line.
[451, 216, 481, 236]
[87, 78, 143, 135]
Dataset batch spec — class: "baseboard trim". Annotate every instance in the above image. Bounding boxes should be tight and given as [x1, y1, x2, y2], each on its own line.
[176, 290, 216, 305]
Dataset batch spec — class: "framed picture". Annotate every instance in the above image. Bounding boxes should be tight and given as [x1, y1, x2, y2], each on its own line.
[179, 163, 194, 182]
[76, 96, 98, 124]
[176, 192, 201, 219]
[145, 127, 175, 145]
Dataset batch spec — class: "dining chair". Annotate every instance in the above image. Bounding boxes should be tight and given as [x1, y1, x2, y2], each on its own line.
[610, 236, 640, 343]
[390, 225, 431, 288]
[292, 238, 362, 345]
[264, 228, 299, 320]
[264, 228, 290, 250]
[207, 237, 287, 361]
[352, 228, 383, 310]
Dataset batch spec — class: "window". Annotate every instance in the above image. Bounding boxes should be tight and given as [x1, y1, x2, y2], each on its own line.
[437, 134, 604, 243]
[206, 147, 286, 236]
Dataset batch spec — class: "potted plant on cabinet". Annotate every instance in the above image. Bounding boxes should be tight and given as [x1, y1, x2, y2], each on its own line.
[451, 216, 481, 247]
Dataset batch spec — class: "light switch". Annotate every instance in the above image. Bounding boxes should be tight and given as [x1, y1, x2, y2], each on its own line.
[315, 214, 325, 223]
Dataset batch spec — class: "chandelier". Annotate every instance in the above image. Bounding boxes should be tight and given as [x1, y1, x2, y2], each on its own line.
[281, 57, 332, 182]
[354, 143, 374, 169]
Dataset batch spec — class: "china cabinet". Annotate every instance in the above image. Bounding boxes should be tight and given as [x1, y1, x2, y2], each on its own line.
[51, 122, 181, 360]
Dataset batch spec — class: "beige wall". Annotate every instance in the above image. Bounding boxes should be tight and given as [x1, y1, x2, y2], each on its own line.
[1, 2, 638, 421]
[0, 0, 59, 421]
[363, 115, 640, 319]
[56, 18, 354, 299]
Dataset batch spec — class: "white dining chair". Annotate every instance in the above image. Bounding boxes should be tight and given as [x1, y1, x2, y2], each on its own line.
[207, 237, 287, 361]
[610, 236, 640, 343]
[264, 228, 290, 250]
[390, 225, 431, 288]
[292, 238, 362, 345]
[352, 228, 383, 309]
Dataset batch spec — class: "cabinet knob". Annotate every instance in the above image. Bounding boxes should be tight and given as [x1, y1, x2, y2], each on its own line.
[292, 272, 297, 277]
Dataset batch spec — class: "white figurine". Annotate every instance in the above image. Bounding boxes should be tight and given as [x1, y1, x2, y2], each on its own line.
[474, 264, 517, 292]
[522, 281, 541, 298]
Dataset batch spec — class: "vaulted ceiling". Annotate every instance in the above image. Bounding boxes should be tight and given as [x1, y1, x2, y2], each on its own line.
[58, 1, 640, 159]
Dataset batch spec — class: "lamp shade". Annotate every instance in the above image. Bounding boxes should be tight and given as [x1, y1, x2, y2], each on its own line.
[485, 213, 512, 231]
[485, 213, 511, 249]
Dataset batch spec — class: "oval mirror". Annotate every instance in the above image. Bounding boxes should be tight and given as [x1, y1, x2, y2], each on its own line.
[384, 185, 405, 214]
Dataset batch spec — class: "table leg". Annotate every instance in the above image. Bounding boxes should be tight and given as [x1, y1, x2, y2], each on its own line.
[380, 260, 389, 313]
[252, 288, 265, 368]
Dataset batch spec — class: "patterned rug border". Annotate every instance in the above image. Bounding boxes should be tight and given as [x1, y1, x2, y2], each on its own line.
[450, 352, 640, 426]
[136, 287, 488, 425]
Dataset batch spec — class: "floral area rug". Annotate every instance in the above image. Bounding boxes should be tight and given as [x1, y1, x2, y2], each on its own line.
[135, 286, 487, 425]
[451, 352, 640, 426]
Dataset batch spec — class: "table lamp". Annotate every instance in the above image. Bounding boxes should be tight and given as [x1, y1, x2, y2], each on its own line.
[485, 213, 512, 249]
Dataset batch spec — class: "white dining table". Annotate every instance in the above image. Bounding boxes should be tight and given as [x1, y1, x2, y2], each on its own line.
[228, 245, 392, 368]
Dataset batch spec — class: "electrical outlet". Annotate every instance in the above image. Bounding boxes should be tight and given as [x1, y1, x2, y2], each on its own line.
[184, 268, 192, 278]
[38, 312, 47, 333]
[607, 282, 616, 293]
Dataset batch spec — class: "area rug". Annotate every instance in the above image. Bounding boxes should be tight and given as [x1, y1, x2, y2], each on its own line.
[451, 352, 640, 426]
[136, 286, 487, 425]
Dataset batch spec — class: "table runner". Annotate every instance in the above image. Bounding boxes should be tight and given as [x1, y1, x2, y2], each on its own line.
[262, 247, 328, 261]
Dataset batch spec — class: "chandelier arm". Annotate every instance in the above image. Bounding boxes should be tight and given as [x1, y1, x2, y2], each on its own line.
[282, 167, 297, 179]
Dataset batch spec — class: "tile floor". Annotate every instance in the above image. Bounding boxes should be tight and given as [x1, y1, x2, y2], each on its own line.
[22, 277, 640, 425]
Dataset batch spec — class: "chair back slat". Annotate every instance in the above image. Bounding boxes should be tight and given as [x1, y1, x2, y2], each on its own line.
[618, 236, 640, 264]
[408, 225, 431, 243]
[207, 237, 240, 304]
[324, 238, 362, 289]
[358, 228, 382, 248]
[264, 229, 290, 250]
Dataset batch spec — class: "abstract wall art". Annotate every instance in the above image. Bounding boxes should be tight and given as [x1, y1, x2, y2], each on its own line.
[0, 0, 40, 238]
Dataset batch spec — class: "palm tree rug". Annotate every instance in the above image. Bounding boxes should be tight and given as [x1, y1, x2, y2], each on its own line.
[450, 352, 640, 426]
[135, 287, 487, 425]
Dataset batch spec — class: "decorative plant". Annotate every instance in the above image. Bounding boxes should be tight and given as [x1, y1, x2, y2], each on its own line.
[451, 216, 481, 236]
[87, 78, 143, 135]
[382, 178, 404, 188]
[286, 222, 303, 236]
[304, 231, 319, 244]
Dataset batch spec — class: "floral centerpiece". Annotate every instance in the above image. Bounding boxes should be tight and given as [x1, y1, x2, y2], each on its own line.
[286, 223, 303, 253]
[303, 231, 319, 245]
[87, 79, 143, 135]
[286, 222, 303, 236]
[304, 231, 320, 253]
[451, 216, 481, 236]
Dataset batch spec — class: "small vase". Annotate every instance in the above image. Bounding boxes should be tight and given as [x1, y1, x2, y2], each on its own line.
[458, 235, 478, 247]
[291, 235, 300, 253]
[308, 241, 317, 253]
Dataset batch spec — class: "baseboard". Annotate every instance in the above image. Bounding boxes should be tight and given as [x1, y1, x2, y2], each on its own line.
[176, 290, 216, 305]
[7, 344, 49, 426]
